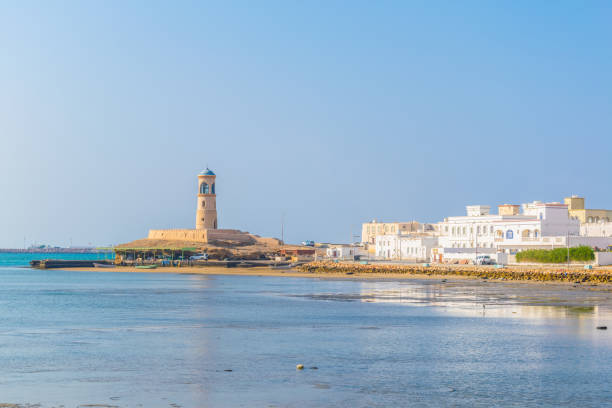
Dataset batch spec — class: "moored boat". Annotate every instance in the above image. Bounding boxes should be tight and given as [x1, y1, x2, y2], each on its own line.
[270, 264, 291, 270]
[93, 262, 115, 268]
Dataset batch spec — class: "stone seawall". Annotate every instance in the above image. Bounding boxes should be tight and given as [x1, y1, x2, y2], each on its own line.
[298, 261, 612, 283]
[148, 229, 209, 242]
[147, 229, 256, 244]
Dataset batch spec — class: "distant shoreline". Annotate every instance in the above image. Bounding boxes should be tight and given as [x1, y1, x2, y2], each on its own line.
[298, 261, 612, 284]
[59, 264, 612, 287]
[0, 249, 112, 254]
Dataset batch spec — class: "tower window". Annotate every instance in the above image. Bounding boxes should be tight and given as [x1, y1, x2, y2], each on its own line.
[212, 183, 216, 194]
[200, 182, 209, 194]
[202, 201, 205, 208]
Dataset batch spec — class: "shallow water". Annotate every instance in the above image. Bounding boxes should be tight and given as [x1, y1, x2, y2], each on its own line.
[0, 259, 612, 407]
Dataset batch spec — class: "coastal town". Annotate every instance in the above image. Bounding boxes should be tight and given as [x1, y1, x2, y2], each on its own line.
[360, 195, 612, 266]
[28, 167, 612, 278]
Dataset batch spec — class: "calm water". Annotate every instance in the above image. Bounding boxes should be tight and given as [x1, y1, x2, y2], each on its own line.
[1, 254, 612, 407]
[0, 252, 112, 267]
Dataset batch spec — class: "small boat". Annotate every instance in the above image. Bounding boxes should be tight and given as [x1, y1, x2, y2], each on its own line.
[93, 263, 115, 268]
[270, 264, 292, 270]
[135, 265, 157, 270]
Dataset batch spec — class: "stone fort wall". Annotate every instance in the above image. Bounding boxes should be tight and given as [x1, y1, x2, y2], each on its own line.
[148, 229, 256, 244]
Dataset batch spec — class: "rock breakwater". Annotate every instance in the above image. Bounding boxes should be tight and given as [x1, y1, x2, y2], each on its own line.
[298, 262, 612, 284]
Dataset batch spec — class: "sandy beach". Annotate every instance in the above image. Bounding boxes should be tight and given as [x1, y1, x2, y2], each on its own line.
[68, 264, 612, 287]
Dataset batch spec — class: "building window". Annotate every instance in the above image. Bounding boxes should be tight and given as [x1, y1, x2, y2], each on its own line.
[200, 183, 209, 194]
[202, 201, 206, 208]
[477, 226, 481, 234]
[212, 183, 216, 194]
[506, 230, 514, 239]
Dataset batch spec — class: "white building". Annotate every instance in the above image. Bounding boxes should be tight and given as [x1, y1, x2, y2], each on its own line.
[374, 200, 612, 263]
[581, 222, 612, 238]
[437, 201, 582, 253]
[326, 245, 368, 261]
[375, 235, 439, 262]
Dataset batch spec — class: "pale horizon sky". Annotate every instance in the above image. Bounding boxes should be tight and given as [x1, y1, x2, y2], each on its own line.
[1, 1, 611, 247]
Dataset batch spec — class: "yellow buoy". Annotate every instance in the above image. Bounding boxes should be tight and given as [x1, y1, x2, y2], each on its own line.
[296, 364, 304, 370]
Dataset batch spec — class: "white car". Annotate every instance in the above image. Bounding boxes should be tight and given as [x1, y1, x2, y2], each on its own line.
[473, 255, 495, 265]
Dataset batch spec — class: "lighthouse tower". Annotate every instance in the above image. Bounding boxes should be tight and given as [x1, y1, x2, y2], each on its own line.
[196, 168, 218, 230]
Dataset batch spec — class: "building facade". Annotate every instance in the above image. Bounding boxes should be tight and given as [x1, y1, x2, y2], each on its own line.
[196, 168, 218, 230]
[375, 235, 439, 262]
[373, 199, 612, 263]
[436, 201, 581, 252]
[581, 222, 612, 238]
[147, 167, 268, 245]
[565, 195, 612, 223]
[361, 221, 421, 245]
[326, 245, 368, 260]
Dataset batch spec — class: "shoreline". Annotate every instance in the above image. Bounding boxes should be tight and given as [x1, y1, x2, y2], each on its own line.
[62, 264, 612, 287]
[298, 261, 612, 284]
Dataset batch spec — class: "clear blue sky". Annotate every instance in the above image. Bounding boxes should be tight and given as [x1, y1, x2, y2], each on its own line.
[1, 1, 611, 247]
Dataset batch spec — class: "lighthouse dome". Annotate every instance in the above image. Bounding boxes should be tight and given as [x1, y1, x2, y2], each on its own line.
[199, 168, 215, 176]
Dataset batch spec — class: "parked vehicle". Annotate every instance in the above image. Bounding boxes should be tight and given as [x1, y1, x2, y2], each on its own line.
[473, 255, 495, 265]
[190, 253, 209, 261]
[301, 240, 315, 247]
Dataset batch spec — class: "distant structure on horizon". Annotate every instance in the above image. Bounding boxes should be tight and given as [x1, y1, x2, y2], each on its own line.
[146, 167, 271, 245]
[565, 195, 612, 224]
[365, 195, 612, 264]
[195, 168, 218, 230]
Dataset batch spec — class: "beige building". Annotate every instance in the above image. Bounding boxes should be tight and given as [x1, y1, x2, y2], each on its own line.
[196, 168, 218, 229]
[146, 167, 263, 245]
[361, 220, 420, 245]
[565, 196, 612, 223]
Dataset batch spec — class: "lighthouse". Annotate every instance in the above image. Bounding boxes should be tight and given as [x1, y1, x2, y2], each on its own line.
[195, 168, 218, 230]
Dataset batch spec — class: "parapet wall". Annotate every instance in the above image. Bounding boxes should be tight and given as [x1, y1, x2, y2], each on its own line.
[148, 229, 209, 242]
[147, 229, 256, 244]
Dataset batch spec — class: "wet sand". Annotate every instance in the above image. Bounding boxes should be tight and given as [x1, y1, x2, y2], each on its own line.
[70, 264, 612, 288]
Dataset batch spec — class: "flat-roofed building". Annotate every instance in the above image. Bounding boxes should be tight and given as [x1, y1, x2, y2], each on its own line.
[375, 235, 439, 262]
[361, 220, 420, 245]
[565, 195, 612, 223]
[436, 201, 582, 253]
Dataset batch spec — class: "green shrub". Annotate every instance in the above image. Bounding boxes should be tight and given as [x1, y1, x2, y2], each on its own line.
[516, 246, 594, 263]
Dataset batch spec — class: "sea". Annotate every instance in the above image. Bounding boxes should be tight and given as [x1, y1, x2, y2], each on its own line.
[0, 253, 611, 407]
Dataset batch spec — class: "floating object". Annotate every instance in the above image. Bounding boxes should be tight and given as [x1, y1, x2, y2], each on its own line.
[270, 264, 291, 270]
[296, 364, 304, 370]
[135, 265, 157, 269]
[345, 272, 354, 275]
[309, 366, 318, 370]
[597, 326, 607, 330]
[93, 263, 115, 268]
[224, 369, 233, 372]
